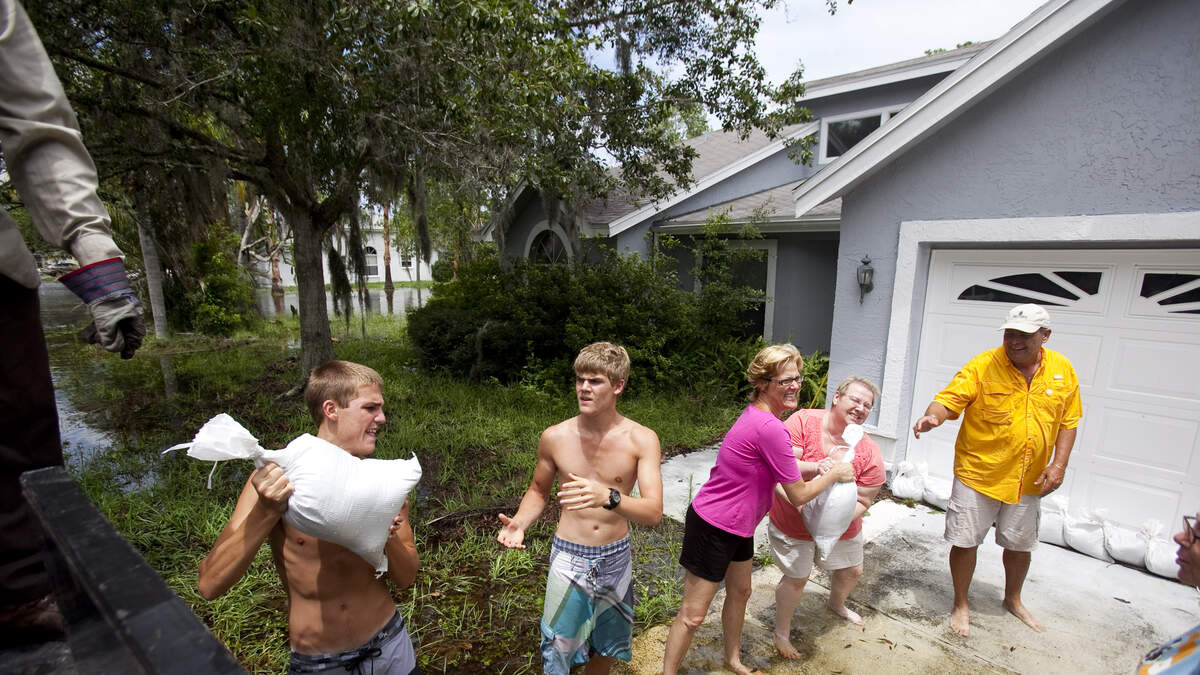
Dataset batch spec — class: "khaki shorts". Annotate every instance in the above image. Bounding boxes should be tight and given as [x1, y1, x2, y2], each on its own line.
[944, 477, 1040, 551]
[767, 522, 863, 578]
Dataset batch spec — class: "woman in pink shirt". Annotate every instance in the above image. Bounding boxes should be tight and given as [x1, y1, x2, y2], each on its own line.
[662, 344, 853, 675]
[767, 376, 884, 658]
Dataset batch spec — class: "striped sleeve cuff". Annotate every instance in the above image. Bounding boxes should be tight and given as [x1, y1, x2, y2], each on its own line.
[59, 257, 132, 303]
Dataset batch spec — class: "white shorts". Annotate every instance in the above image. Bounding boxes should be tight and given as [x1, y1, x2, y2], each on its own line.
[767, 522, 863, 578]
[944, 477, 1040, 551]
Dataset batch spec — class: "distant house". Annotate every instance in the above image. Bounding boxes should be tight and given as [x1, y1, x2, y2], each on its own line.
[793, 0, 1199, 533]
[492, 43, 991, 354]
[270, 220, 440, 290]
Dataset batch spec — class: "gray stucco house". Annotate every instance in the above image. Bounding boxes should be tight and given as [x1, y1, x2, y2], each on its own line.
[796, 0, 1199, 534]
[494, 43, 990, 353]
[494, 0, 1198, 535]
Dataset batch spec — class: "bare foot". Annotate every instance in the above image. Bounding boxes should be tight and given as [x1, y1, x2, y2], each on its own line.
[828, 602, 864, 626]
[1003, 599, 1046, 632]
[723, 657, 758, 675]
[773, 632, 801, 659]
[950, 604, 970, 637]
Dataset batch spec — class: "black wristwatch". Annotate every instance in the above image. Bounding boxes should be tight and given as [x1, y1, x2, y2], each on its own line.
[602, 488, 621, 510]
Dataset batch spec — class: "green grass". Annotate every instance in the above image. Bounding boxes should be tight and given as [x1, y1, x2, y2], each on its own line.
[52, 319, 743, 673]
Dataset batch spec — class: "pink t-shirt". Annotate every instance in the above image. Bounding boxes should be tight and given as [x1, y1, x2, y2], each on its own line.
[768, 408, 885, 541]
[691, 405, 803, 538]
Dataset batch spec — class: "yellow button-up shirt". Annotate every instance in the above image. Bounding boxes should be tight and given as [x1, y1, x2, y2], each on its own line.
[933, 346, 1082, 504]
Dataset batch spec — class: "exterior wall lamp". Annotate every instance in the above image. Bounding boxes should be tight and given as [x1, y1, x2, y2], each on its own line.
[857, 254, 874, 303]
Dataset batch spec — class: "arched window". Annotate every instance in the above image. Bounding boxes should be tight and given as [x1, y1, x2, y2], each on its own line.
[364, 246, 378, 277]
[529, 229, 568, 264]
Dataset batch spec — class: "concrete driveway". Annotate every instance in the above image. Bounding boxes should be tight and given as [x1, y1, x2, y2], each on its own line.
[617, 449, 1199, 674]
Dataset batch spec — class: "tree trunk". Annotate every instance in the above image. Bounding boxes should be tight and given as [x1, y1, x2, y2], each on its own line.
[290, 208, 335, 377]
[382, 203, 394, 315]
[236, 184, 253, 269]
[134, 200, 169, 340]
[270, 252, 285, 315]
[270, 208, 285, 315]
[236, 187, 264, 270]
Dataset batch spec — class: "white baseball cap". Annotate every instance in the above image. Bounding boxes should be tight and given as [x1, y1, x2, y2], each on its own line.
[1000, 304, 1051, 333]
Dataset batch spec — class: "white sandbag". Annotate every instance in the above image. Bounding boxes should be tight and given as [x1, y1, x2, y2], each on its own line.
[1104, 519, 1155, 568]
[1038, 495, 1069, 547]
[1063, 508, 1114, 563]
[921, 464, 952, 511]
[1142, 520, 1180, 579]
[167, 413, 422, 576]
[890, 461, 924, 501]
[801, 424, 863, 560]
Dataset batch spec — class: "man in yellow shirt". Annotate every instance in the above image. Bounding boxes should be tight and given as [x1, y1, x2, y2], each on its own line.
[913, 304, 1081, 638]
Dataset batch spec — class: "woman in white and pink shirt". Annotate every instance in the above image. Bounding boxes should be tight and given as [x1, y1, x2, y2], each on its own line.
[662, 344, 853, 675]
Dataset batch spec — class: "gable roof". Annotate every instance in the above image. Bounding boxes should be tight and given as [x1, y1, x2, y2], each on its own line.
[800, 41, 991, 102]
[606, 121, 818, 236]
[661, 183, 839, 231]
[792, 0, 1129, 217]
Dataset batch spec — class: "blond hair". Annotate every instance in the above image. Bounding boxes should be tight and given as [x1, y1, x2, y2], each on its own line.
[833, 376, 879, 405]
[573, 342, 631, 387]
[304, 360, 384, 427]
[746, 344, 803, 402]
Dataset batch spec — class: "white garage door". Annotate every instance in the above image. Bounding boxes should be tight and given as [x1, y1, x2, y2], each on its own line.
[906, 249, 1200, 531]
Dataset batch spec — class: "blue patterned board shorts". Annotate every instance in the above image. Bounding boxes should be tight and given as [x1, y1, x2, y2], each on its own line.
[540, 536, 634, 674]
[288, 611, 418, 675]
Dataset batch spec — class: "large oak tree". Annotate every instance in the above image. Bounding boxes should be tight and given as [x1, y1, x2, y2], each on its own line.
[31, 0, 807, 377]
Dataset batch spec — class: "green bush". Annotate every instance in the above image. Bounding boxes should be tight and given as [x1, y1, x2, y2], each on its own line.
[165, 227, 256, 336]
[407, 244, 771, 397]
[430, 258, 455, 283]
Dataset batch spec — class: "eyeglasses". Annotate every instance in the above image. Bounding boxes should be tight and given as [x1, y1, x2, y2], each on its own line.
[1185, 515, 1199, 545]
[772, 376, 803, 387]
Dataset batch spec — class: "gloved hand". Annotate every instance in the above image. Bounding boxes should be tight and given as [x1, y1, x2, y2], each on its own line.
[59, 257, 146, 359]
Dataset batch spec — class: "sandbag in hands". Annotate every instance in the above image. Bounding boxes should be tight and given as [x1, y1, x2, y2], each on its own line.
[167, 413, 422, 576]
[801, 424, 864, 560]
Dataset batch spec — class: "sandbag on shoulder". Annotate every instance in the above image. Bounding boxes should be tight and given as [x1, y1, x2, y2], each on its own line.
[168, 413, 422, 576]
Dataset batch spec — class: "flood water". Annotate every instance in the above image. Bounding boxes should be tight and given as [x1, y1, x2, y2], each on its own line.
[39, 283, 116, 469]
[39, 282, 430, 469]
[254, 286, 429, 316]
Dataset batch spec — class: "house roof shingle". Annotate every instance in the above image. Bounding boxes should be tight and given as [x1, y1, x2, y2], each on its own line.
[663, 183, 840, 226]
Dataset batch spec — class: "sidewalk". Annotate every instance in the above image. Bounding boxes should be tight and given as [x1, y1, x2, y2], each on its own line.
[618, 449, 1200, 674]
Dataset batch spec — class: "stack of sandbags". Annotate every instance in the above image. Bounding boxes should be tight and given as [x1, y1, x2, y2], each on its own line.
[921, 464, 952, 511]
[1039, 495, 1069, 547]
[1143, 520, 1181, 579]
[890, 461, 924, 501]
[1063, 508, 1114, 563]
[167, 413, 422, 576]
[1103, 519, 1158, 568]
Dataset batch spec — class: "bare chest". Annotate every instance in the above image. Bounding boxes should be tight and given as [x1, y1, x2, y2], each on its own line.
[275, 524, 377, 593]
[553, 436, 640, 489]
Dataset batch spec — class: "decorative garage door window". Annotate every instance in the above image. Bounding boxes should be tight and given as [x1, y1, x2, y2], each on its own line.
[956, 271, 1103, 306]
[1140, 273, 1200, 315]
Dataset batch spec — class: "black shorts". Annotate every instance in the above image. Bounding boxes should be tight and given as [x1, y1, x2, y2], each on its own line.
[678, 504, 755, 582]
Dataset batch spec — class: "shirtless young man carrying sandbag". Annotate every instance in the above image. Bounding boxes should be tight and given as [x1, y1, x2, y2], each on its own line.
[196, 361, 421, 674]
